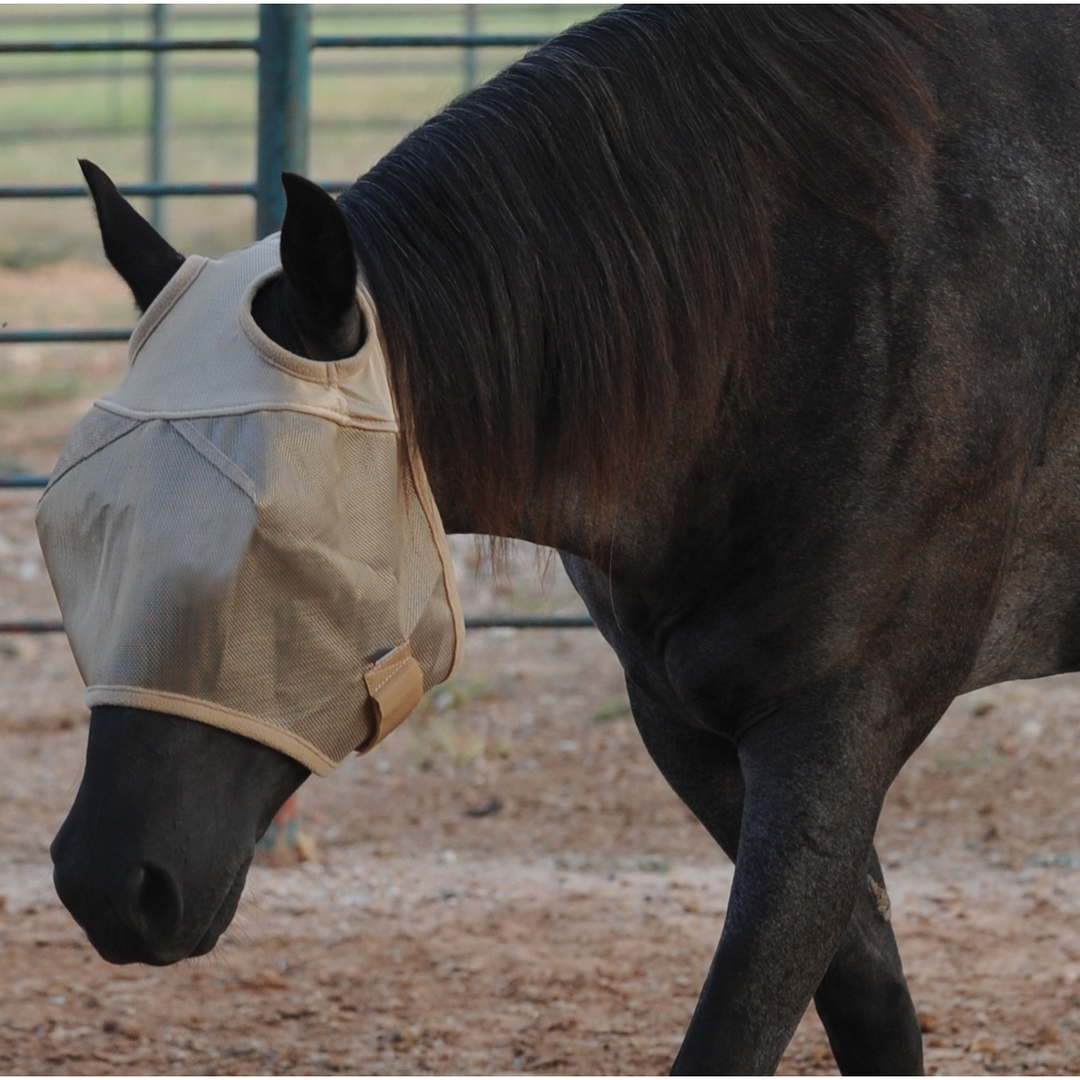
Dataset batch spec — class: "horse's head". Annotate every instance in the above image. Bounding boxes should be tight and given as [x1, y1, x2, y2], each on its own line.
[46, 163, 462, 964]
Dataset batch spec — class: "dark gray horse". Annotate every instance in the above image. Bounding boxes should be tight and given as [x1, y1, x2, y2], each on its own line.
[48, 6, 1080, 1073]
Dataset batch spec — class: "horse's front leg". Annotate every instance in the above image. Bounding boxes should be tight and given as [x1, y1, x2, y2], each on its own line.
[628, 681, 922, 1074]
[678, 699, 910, 1073]
[812, 845, 922, 1075]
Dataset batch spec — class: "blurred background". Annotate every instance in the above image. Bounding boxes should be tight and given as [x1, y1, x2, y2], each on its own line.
[3, 7, 1080, 1074]
[0, 4, 605, 262]
[0, 3, 606, 472]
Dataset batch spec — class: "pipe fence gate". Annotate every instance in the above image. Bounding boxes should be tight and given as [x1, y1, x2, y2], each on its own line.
[0, 4, 595, 636]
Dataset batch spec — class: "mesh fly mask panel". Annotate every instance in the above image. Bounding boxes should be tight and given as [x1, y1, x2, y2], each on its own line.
[36, 236, 464, 776]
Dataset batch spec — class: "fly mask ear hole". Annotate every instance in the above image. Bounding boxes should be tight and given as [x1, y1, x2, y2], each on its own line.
[274, 171, 366, 362]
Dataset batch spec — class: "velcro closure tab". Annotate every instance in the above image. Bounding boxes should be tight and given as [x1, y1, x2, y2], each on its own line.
[358, 640, 425, 753]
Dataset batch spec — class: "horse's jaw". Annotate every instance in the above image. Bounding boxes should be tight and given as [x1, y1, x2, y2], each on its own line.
[51, 705, 308, 966]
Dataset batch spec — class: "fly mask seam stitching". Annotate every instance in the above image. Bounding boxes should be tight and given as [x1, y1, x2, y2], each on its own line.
[38, 414, 143, 498]
[237, 266, 372, 386]
[168, 419, 257, 501]
[93, 399, 399, 433]
[127, 256, 209, 367]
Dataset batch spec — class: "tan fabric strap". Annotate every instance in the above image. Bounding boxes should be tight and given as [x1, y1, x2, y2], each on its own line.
[360, 640, 425, 753]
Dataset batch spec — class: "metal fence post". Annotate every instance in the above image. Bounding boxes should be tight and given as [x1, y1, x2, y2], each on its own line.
[255, 5, 310, 240]
[148, 4, 169, 234]
[463, 5, 479, 92]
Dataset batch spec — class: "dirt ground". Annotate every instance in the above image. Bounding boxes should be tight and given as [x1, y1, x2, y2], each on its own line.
[5, 263, 1080, 1075]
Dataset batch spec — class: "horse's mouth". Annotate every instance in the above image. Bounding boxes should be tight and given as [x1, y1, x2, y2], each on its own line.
[70, 853, 254, 967]
[189, 855, 253, 958]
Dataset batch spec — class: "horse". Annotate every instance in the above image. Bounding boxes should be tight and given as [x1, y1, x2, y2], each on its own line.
[44, 5, 1080, 1073]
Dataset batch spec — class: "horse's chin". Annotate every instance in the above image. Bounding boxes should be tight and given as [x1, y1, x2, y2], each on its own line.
[190, 856, 254, 958]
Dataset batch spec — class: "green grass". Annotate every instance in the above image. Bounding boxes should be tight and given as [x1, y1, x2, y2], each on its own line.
[934, 745, 1010, 770]
[408, 716, 489, 770]
[407, 669, 519, 768]
[589, 697, 632, 724]
[0, 369, 82, 409]
[0, 4, 610, 265]
[0, 448, 31, 475]
[416, 672, 498, 715]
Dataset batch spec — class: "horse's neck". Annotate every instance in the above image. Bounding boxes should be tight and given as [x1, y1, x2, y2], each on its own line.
[418, 409, 717, 577]
[417, 445, 583, 552]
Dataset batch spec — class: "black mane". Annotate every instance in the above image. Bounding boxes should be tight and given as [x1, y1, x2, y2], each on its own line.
[338, 5, 940, 543]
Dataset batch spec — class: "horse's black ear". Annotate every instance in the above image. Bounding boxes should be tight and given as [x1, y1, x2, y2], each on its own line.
[277, 172, 363, 360]
[79, 159, 185, 313]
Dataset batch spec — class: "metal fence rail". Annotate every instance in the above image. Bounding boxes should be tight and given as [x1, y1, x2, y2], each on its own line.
[0, 614, 597, 634]
[0, 477, 49, 488]
[0, 181, 262, 197]
[0, 33, 551, 54]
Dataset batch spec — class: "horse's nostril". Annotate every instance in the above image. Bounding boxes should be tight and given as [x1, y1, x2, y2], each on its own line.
[126, 863, 183, 941]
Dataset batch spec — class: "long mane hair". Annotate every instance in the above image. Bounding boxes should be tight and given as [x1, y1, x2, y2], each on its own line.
[339, 5, 941, 546]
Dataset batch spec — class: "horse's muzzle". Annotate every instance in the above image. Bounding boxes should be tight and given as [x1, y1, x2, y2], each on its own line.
[51, 705, 308, 965]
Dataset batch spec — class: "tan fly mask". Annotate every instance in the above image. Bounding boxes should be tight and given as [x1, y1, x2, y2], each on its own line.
[36, 236, 464, 776]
